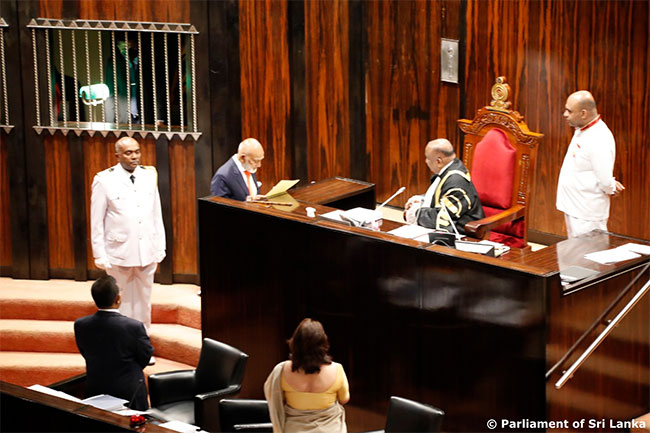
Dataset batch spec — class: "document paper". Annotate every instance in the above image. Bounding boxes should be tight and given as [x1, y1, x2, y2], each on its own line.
[388, 224, 433, 240]
[584, 246, 641, 265]
[265, 179, 300, 199]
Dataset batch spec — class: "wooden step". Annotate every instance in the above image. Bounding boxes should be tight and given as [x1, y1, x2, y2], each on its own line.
[0, 319, 201, 366]
[0, 277, 202, 389]
[0, 278, 201, 330]
[0, 352, 194, 388]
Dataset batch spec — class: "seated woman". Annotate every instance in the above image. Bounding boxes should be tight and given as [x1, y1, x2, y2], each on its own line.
[264, 318, 350, 433]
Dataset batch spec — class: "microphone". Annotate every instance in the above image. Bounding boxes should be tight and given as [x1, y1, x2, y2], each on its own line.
[128, 379, 145, 410]
[376, 187, 406, 211]
[439, 201, 462, 240]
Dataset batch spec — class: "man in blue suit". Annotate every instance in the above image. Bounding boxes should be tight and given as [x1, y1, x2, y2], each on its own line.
[74, 275, 154, 410]
[210, 138, 265, 201]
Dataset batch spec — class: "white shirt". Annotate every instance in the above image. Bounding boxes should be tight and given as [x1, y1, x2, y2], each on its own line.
[556, 117, 616, 221]
[231, 154, 258, 196]
[405, 160, 454, 224]
[422, 160, 454, 209]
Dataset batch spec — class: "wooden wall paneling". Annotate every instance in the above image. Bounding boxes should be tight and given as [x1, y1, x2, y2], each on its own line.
[155, 137, 173, 284]
[465, 0, 562, 238]
[304, 0, 349, 182]
[348, 0, 367, 182]
[38, 0, 78, 278]
[78, 0, 190, 22]
[68, 135, 87, 280]
[44, 134, 74, 277]
[208, 0, 242, 172]
[289, 0, 307, 182]
[588, 0, 649, 240]
[464, 0, 650, 241]
[438, 0, 462, 147]
[0, 133, 10, 272]
[366, 0, 461, 207]
[17, 0, 49, 279]
[239, 0, 293, 190]
[190, 0, 213, 284]
[2, 0, 30, 278]
[168, 139, 197, 281]
[83, 136, 116, 275]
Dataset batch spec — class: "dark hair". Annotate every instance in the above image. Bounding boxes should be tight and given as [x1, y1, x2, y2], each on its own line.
[288, 318, 332, 374]
[91, 275, 119, 309]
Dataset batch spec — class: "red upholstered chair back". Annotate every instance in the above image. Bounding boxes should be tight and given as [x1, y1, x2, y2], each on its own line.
[472, 129, 516, 209]
[457, 77, 543, 248]
[471, 129, 524, 246]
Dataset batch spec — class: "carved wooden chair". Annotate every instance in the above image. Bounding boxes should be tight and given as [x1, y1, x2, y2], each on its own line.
[457, 77, 543, 248]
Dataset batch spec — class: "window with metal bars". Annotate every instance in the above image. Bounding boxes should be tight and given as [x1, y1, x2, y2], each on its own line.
[27, 18, 201, 141]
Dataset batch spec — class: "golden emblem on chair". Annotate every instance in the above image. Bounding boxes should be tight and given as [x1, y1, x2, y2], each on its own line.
[490, 76, 512, 111]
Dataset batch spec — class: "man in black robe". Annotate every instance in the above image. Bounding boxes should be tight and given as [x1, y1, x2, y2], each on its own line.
[404, 138, 484, 235]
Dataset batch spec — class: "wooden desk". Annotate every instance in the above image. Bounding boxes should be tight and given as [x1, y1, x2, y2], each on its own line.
[0, 381, 175, 432]
[199, 188, 649, 432]
[289, 176, 376, 210]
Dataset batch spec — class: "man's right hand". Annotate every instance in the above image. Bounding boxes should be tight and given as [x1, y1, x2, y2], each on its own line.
[612, 180, 625, 197]
[94, 258, 112, 270]
[404, 195, 423, 224]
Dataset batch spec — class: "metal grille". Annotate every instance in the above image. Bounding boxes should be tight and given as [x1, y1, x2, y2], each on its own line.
[0, 18, 13, 133]
[27, 18, 201, 141]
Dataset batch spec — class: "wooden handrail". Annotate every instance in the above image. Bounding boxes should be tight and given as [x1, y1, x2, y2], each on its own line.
[553, 275, 650, 389]
[546, 262, 649, 380]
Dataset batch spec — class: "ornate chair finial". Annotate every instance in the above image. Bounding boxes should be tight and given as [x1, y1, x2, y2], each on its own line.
[489, 76, 511, 111]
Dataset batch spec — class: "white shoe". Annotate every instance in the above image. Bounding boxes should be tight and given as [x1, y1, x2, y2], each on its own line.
[148, 356, 156, 365]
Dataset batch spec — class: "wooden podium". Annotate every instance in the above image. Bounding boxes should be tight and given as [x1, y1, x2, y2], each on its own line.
[199, 178, 649, 432]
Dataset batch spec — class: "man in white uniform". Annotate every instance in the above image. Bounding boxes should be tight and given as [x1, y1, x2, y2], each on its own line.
[556, 90, 625, 238]
[91, 137, 165, 345]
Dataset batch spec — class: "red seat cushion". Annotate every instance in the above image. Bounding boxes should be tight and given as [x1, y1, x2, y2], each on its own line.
[471, 129, 516, 210]
[482, 205, 526, 247]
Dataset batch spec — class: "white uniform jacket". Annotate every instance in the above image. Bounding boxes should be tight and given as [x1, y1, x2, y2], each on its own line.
[91, 163, 166, 267]
[556, 118, 617, 221]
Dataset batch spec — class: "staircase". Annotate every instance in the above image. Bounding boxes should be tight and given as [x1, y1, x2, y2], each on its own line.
[0, 277, 202, 387]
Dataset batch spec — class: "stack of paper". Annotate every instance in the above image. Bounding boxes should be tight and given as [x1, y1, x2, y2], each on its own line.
[160, 420, 205, 433]
[584, 245, 642, 265]
[388, 224, 433, 240]
[620, 243, 650, 255]
[27, 384, 82, 403]
[82, 394, 129, 411]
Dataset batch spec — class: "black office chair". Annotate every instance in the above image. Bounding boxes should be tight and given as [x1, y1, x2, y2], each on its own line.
[148, 338, 248, 432]
[383, 396, 445, 433]
[219, 399, 273, 432]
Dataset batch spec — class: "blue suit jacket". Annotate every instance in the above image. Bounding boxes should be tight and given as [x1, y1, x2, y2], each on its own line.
[74, 311, 154, 410]
[210, 157, 259, 201]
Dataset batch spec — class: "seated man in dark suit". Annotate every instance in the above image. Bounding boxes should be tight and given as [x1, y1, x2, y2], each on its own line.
[74, 275, 154, 410]
[210, 138, 265, 201]
[404, 138, 484, 234]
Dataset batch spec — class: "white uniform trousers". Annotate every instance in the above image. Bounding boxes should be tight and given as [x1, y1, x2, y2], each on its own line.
[564, 214, 608, 239]
[107, 263, 157, 334]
